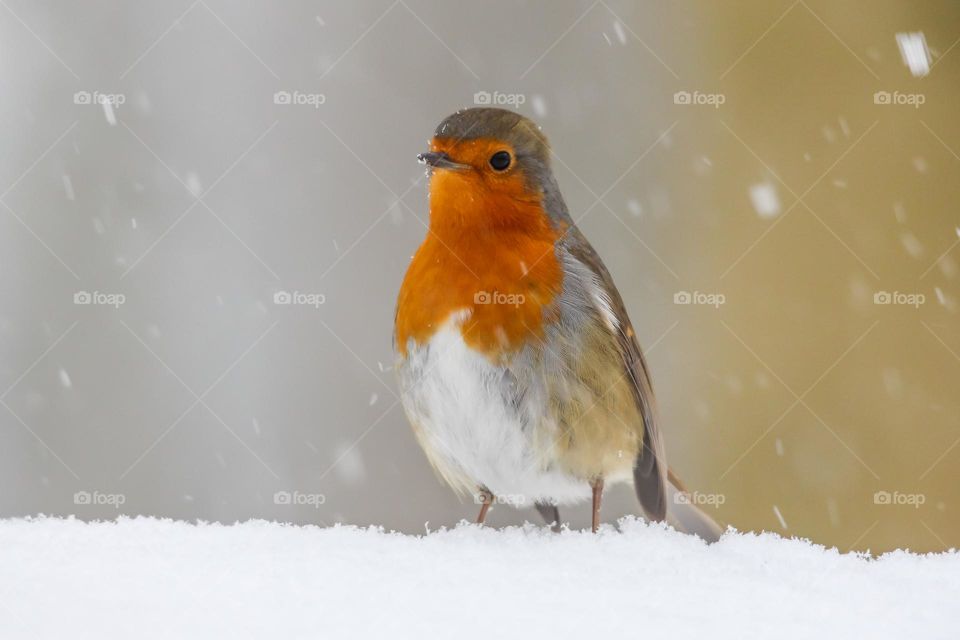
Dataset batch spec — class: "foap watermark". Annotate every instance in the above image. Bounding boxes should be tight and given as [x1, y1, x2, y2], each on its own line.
[674, 90, 725, 108]
[74, 290, 125, 308]
[674, 290, 725, 308]
[674, 491, 726, 509]
[274, 290, 325, 308]
[473, 492, 526, 507]
[874, 490, 925, 509]
[274, 490, 326, 508]
[73, 90, 126, 106]
[474, 91, 526, 107]
[874, 291, 925, 308]
[474, 290, 525, 307]
[274, 90, 326, 108]
[74, 490, 126, 509]
[873, 90, 925, 108]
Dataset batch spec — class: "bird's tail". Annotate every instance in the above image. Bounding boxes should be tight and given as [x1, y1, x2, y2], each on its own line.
[664, 468, 724, 543]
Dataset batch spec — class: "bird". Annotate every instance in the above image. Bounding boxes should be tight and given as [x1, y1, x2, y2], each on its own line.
[394, 107, 720, 538]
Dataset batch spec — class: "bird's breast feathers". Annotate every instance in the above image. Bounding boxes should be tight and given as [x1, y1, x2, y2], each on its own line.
[395, 241, 644, 503]
[394, 215, 564, 362]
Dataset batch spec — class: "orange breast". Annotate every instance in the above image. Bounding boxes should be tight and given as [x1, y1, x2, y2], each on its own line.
[395, 157, 564, 362]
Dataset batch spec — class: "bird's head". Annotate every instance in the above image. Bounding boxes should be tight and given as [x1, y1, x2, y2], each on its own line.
[418, 108, 569, 232]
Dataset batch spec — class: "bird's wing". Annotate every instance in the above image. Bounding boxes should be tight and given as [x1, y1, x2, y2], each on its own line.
[561, 228, 668, 521]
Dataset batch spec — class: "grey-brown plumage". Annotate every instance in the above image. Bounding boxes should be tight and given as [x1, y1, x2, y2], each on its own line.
[563, 230, 667, 521]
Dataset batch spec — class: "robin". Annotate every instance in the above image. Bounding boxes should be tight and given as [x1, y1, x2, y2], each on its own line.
[394, 107, 719, 538]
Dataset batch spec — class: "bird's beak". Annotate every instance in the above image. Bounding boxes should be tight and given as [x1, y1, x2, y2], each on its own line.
[417, 151, 468, 171]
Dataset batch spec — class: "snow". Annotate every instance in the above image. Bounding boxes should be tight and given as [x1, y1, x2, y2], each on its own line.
[613, 20, 627, 45]
[530, 94, 547, 117]
[1, 517, 957, 639]
[331, 441, 366, 484]
[896, 32, 931, 77]
[900, 232, 924, 258]
[749, 181, 781, 218]
[772, 504, 789, 529]
[62, 174, 75, 201]
[185, 172, 203, 197]
[101, 99, 117, 126]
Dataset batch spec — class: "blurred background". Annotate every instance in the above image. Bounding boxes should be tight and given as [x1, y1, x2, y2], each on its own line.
[1, 0, 957, 553]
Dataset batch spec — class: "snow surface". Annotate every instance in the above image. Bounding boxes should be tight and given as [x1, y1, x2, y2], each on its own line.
[1, 517, 957, 639]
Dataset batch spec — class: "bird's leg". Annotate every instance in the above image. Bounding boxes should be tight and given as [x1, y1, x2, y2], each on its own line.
[476, 488, 494, 525]
[590, 478, 604, 533]
[535, 502, 561, 532]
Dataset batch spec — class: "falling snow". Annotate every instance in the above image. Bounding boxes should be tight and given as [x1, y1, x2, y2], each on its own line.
[772, 505, 788, 529]
[530, 94, 547, 118]
[827, 498, 840, 527]
[612, 21, 627, 45]
[62, 175, 75, 201]
[900, 232, 924, 259]
[332, 442, 366, 485]
[749, 182, 781, 219]
[838, 117, 851, 138]
[185, 172, 203, 197]
[883, 367, 904, 398]
[101, 100, 117, 126]
[896, 32, 931, 77]
[893, 202, 907, 224]
[939, 256, 958, 279]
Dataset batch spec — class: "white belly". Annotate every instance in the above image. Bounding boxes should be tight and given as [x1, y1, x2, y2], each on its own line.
[397, 315, 591, 507]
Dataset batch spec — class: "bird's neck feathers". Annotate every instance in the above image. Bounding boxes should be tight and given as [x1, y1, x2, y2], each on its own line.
[395, 173, 566, 360]
[426, 168, 551, 236]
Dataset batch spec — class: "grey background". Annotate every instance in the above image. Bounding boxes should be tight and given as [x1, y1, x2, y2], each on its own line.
[2, 1, 959, 551]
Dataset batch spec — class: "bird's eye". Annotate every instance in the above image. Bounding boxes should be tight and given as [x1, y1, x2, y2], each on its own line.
[489, 151, 511, 171]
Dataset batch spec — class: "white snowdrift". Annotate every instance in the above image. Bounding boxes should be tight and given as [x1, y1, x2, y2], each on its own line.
[0, 517, 957, 639]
